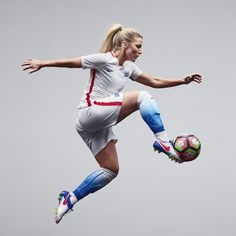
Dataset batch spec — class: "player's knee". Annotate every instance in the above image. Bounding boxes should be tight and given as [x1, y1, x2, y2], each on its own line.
[99, 165, 119, 176]
[102, 167, 118, 182]
[110, 165, 119, 175]
[137, 90, 153, 107]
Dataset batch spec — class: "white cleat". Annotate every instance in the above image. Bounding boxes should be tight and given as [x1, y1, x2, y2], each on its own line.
[54, 191, 74, 224]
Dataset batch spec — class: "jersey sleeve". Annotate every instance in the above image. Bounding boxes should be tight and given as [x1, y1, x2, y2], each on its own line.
[128, 62, 143, 80]
[81, 53, 109, 70]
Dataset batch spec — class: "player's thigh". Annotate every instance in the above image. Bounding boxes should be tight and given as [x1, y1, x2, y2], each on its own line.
[95, 140, 119, 174]
[116, 91, 140, 123]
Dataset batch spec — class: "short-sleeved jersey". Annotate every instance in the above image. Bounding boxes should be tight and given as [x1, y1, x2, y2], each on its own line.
[78, 51, 143, 108]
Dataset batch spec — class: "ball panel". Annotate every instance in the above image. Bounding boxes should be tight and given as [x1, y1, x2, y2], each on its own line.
[174, 137, 188, 152]
[188, 136, 201, 149]
[181, 148, 199, 161]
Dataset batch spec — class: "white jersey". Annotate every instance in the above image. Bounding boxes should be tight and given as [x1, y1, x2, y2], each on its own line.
[78, 51, 143, 108]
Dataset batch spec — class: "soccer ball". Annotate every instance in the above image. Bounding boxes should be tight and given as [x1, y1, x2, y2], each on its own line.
[173, 134, 201, 162]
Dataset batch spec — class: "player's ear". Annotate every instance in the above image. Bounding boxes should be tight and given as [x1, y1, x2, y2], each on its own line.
[122, 41, 129, 48]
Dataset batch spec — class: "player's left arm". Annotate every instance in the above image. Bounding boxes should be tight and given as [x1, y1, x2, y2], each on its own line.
[135, 72, 202, 88]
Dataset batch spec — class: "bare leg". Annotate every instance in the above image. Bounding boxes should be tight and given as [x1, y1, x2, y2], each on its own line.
[116, 91, 140, 123]
[95, 140, 119, 174]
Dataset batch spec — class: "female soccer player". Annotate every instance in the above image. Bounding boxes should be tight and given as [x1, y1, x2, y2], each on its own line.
[22, 24, 202, 223]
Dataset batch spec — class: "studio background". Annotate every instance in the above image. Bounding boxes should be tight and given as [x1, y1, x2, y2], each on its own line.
[1, 0, 235, 235]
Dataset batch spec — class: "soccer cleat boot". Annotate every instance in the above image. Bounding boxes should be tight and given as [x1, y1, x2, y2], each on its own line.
[54, 191, 74, 224]
[153, 139, 183, 163]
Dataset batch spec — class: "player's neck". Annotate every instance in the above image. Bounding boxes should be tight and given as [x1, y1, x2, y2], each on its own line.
[113, 49, 127, 66]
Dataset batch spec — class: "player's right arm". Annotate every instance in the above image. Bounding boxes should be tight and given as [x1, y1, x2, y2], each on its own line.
[22, 57, 82, 74]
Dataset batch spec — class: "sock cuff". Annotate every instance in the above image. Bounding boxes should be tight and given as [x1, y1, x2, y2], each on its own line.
[155, 130, 169, 142]
[101, 168, 117, 181]
[137, 90, 153, 107]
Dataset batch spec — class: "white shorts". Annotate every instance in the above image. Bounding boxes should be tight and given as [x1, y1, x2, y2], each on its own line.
[75, 94, 123, 156]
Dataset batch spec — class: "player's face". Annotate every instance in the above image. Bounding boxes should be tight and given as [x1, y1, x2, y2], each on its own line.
[125, 37, 143, 62]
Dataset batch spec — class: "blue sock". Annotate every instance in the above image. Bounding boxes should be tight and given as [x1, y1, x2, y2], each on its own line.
[138, 91, 165, 134]
[73, 168, 117, 202]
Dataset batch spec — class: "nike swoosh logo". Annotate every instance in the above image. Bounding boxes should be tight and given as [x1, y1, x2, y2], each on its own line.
[63, 194, 70, 205]
[159, 141, 170, 152]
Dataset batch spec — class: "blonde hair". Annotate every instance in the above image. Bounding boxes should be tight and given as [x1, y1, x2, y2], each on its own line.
[99, 23, 143, 53]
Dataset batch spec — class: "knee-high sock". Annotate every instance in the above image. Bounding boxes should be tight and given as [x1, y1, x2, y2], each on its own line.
[72, 168, 117, 203]
[138, 91, 169, 141]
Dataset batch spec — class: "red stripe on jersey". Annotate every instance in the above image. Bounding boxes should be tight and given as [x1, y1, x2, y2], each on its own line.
[86, 69, 96, 107]
[94, 101, 122, 106]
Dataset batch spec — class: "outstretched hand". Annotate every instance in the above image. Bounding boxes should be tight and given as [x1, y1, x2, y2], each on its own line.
[184, 74, 202, 84]
[22, 58, 42, 74]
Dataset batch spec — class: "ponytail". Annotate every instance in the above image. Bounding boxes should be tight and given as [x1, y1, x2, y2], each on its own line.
[99, 24, 123, 53]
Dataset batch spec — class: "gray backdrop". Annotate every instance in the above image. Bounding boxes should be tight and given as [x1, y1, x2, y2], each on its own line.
[1, 0, 236, 235]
